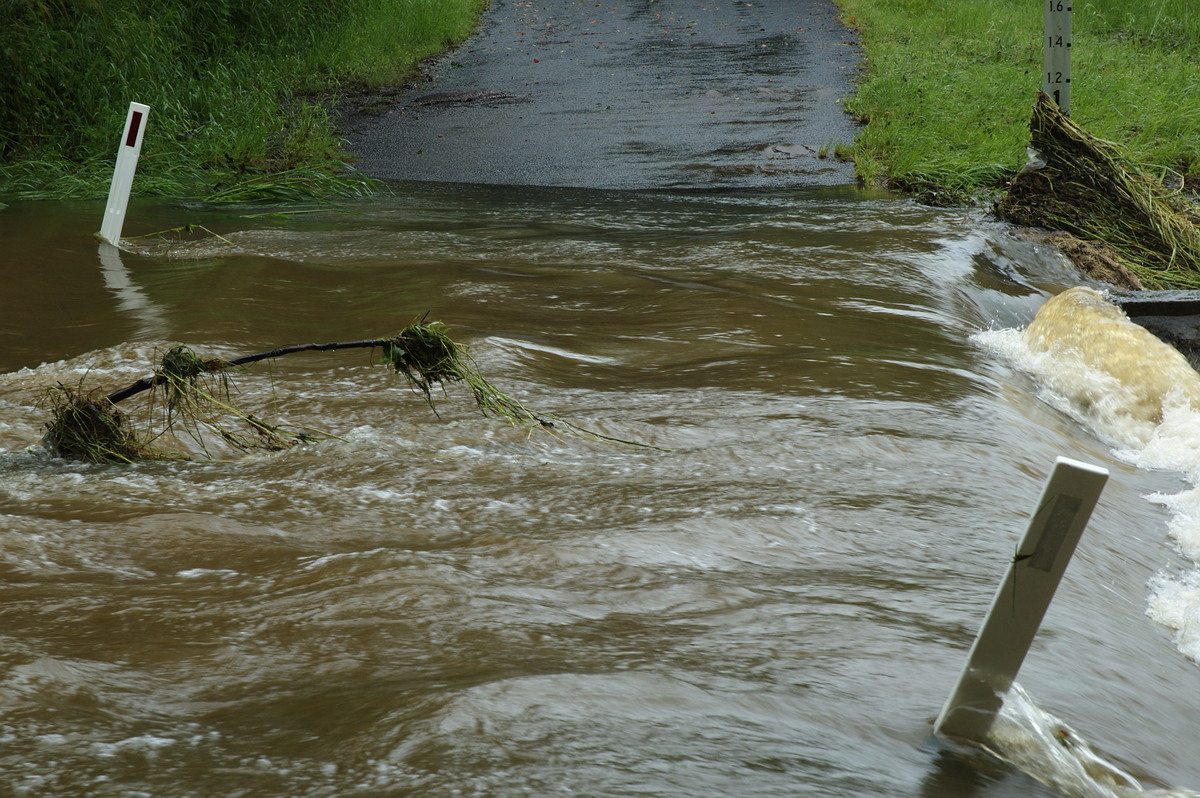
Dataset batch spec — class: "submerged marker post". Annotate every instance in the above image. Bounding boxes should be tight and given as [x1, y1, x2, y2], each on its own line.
[1043, 0, 1072, 114]
[934, 457, 1107, 743]
[99, 102, 150, 247]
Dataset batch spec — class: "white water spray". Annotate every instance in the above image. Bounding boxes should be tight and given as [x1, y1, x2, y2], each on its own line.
[973, 287, 1200, 796]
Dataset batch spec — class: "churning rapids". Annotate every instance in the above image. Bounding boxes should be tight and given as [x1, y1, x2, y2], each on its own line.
[2, 183, 1200, 797]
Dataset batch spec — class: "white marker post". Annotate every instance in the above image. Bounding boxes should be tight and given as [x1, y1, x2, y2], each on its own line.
[934, 457, 1107, 743]
[99, 102, 150, 247]
[1043, 0, 1072, 114]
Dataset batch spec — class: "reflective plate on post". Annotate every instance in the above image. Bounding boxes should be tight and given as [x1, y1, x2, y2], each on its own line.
[934, 457, 1107, 744]
[99, 102, 150, 247]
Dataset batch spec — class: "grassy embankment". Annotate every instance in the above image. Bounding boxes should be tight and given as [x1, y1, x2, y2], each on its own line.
[0, 0, 485, 201]
[835, 0, 1200, 203]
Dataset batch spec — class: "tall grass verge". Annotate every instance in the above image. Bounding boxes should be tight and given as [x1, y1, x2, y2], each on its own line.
[0, 0, 486, 200]
[836, 0, 1200, 199]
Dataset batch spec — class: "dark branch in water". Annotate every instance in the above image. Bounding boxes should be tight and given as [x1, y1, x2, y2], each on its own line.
[106, 338, 393, 405]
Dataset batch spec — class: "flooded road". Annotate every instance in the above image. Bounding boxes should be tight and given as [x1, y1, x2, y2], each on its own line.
[343, 0, 861, 189]
[2, 184, 1200, 796]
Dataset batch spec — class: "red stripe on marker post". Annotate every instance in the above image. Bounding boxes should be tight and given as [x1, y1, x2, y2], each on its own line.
[125, 111, 144, 148]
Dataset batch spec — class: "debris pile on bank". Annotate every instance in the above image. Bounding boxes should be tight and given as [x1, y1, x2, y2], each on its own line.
[996, 93, 1200, 290]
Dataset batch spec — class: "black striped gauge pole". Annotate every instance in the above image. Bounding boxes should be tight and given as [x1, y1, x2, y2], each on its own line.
[1043, 0, 1072, 114]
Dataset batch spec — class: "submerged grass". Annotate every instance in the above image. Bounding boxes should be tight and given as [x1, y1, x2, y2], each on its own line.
[0, 0, 486, 200]
[835, 0, 1200, 197]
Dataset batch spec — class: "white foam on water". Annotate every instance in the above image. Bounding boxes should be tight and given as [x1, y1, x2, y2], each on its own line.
[987, 684, 1197, 798]
[175, 568, 240, 580]
[487, 335, 623, 365]
[975, 322, 1200, 665]
[974, 298, 1200, 796]
[974, 326, 1162, 449]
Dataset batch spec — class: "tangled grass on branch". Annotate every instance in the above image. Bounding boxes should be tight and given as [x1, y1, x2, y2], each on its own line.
[42, 384, 154, 464]
[382, 321, 544, 428]
[381, 322, 655, 448]
[150, 344, 297, 458]
[158, 344, 232, 405]
[39, 320, 654, 463]
[996, 93, 1200, 289]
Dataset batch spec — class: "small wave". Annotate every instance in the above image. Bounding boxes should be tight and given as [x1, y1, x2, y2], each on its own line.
[975, 293, 1200, 674]
[987, 683, 1194, 798]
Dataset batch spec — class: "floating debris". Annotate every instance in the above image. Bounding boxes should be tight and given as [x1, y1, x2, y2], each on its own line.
[42, 383, 153, 464]
[41, 320, 653, 463]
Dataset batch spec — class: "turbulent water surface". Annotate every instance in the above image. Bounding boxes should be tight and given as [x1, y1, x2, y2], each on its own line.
[2, 184, 1200, 797]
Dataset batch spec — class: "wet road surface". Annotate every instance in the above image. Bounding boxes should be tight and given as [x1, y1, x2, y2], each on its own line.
[341, 0, 862, 189]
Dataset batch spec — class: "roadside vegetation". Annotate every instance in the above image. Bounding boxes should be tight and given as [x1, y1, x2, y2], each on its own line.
[835, 0, 1200, 202]
[6, 0, 1194, 211]
[0, 0, 485, 200]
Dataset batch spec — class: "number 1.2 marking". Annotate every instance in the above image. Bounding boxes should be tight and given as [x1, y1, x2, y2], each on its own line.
[1044, 0, 1072, 113]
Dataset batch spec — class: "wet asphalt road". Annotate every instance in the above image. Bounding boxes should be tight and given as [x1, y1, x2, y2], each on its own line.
[341, 0, 862, 189]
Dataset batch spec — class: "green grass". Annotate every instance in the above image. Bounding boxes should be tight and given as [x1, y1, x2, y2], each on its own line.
[326, 0, 484, 86]
[836, 0, 1200, 197]
[0, 0, 486, 200]
[8, 0, 1191, 204]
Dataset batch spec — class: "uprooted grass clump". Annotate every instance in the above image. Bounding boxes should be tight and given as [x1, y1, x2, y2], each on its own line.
[996, 93, 1200, 289]
[42, 384, 154, 465]
[41, 320, 644, 464]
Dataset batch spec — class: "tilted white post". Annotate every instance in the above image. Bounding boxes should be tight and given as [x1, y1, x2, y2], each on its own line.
[99, 102, 150, 247]
[1043, 0, 1072, 114]
[934, 457, 1107, 743]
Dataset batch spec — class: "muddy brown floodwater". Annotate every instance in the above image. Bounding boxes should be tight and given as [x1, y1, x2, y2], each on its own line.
[3, 184, 1200, 796]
